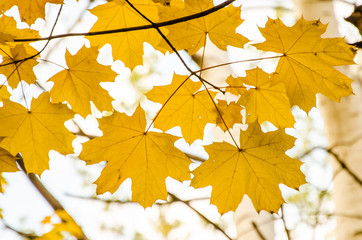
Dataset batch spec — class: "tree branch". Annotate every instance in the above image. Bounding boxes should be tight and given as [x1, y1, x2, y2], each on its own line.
[251, 221, 267, 240]
[14, 0, 236, 43]
[16, 156, 89, 240]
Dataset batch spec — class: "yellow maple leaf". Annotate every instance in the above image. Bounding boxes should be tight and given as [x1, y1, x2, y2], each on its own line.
[0, 15, 39, 44]
[0, 44, 38, 88]
[0, 147, 18, 173]
[80, 106, 191, 207]
[254, 18, 356, 112]
[0, 86, 10, 100]
[48, 46, 116, 117]
[227, 67, 295, 128]
[0, 0, 63, 25]
[0, 147, 18, 193]
[146, 74, 217, 143]
[0, 93, 74, 174]
[87, 0, 161, 70]
[215, 100, 243, 131]
[158, 0, 248, 54]
[192, 122, 305, 213]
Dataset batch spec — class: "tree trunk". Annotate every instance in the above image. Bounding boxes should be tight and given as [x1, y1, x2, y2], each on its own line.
[294, 1, 362, 239]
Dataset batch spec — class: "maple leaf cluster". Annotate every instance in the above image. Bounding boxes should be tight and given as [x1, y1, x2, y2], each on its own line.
[0, 0, 356, 214]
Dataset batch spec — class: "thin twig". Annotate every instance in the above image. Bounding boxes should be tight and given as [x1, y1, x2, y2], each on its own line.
[326, 148, 362, 186]
[65, 193, 210, 205]
[14, 0, 236, 43]
[251, 221, 267, 240]
[169, 193, 234, 240]
[124, 0, 224, 93]
[297, 146, 362, 187]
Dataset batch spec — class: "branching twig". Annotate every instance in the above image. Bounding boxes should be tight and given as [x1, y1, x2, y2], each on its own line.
[297, 146, 362, 187]
[14, 0, 236, 43]
[168, 193, 234, 240]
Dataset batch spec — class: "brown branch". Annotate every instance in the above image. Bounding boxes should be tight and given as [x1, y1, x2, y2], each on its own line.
[124, 0, 225, 93]
[16, 156, 89, 240]
[251, 221, 267, 240]
[168, 193, 234, 240]
[326, 148, 362, 186]
[297, 146, 362, 187]
[14, 0, 236, 43]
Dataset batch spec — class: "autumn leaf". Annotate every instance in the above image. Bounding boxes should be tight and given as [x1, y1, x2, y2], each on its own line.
[0, 15, 39, 44]
[48, 46, 116, 117]
[0, 0, 63, 25]
[0, 147, 18, 193]
[0, 86, 10, 100]
[0, 44, 38, 88]
[215, 100, 243, 131]
[0, 93, 74, 174]
[254, 18, 356, 112]
[227, 67, 295, 128]
[0, 147, 18, 173]
[87, 0, 161, 70]
[192, 122, 305, 213]
[158, 0, 248, 54]
[146, 75, 217, 143]
[80, 106, 191, 207]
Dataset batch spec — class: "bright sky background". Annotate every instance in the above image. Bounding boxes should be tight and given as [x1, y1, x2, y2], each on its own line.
[0, 0, 360, 239]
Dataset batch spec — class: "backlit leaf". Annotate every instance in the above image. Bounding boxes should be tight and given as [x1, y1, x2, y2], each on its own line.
[254, 18, 356, 112]
[80, 106, 191, 207]
[87, 0, 161, 70]
[0, 0, 63, 25]
[48, 46, 116, 117]
[192, 122, 305, 213]
[0, 93, 74, 174]
[159, 0, 248, 54]
[146, 75, 217, 143]
[227, 68, 295, 128]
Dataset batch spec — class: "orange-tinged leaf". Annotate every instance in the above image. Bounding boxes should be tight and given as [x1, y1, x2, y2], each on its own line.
[254, 18, 356, 112]
[87, 0, 161, 70]
[0, 93, 74, 174]
[0, 15, 39, 44]
[192, 122, 305, 214]
[146, 75, 217, 143]
[0, 44, 38, 88]
[215, 100, 243, 131]
[0, 0, 63, 25]
[48, 46, 116, 117]
[80, 106, 191, 207]
[159, 0, 248, 54]
[227, 68, 295, 128]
